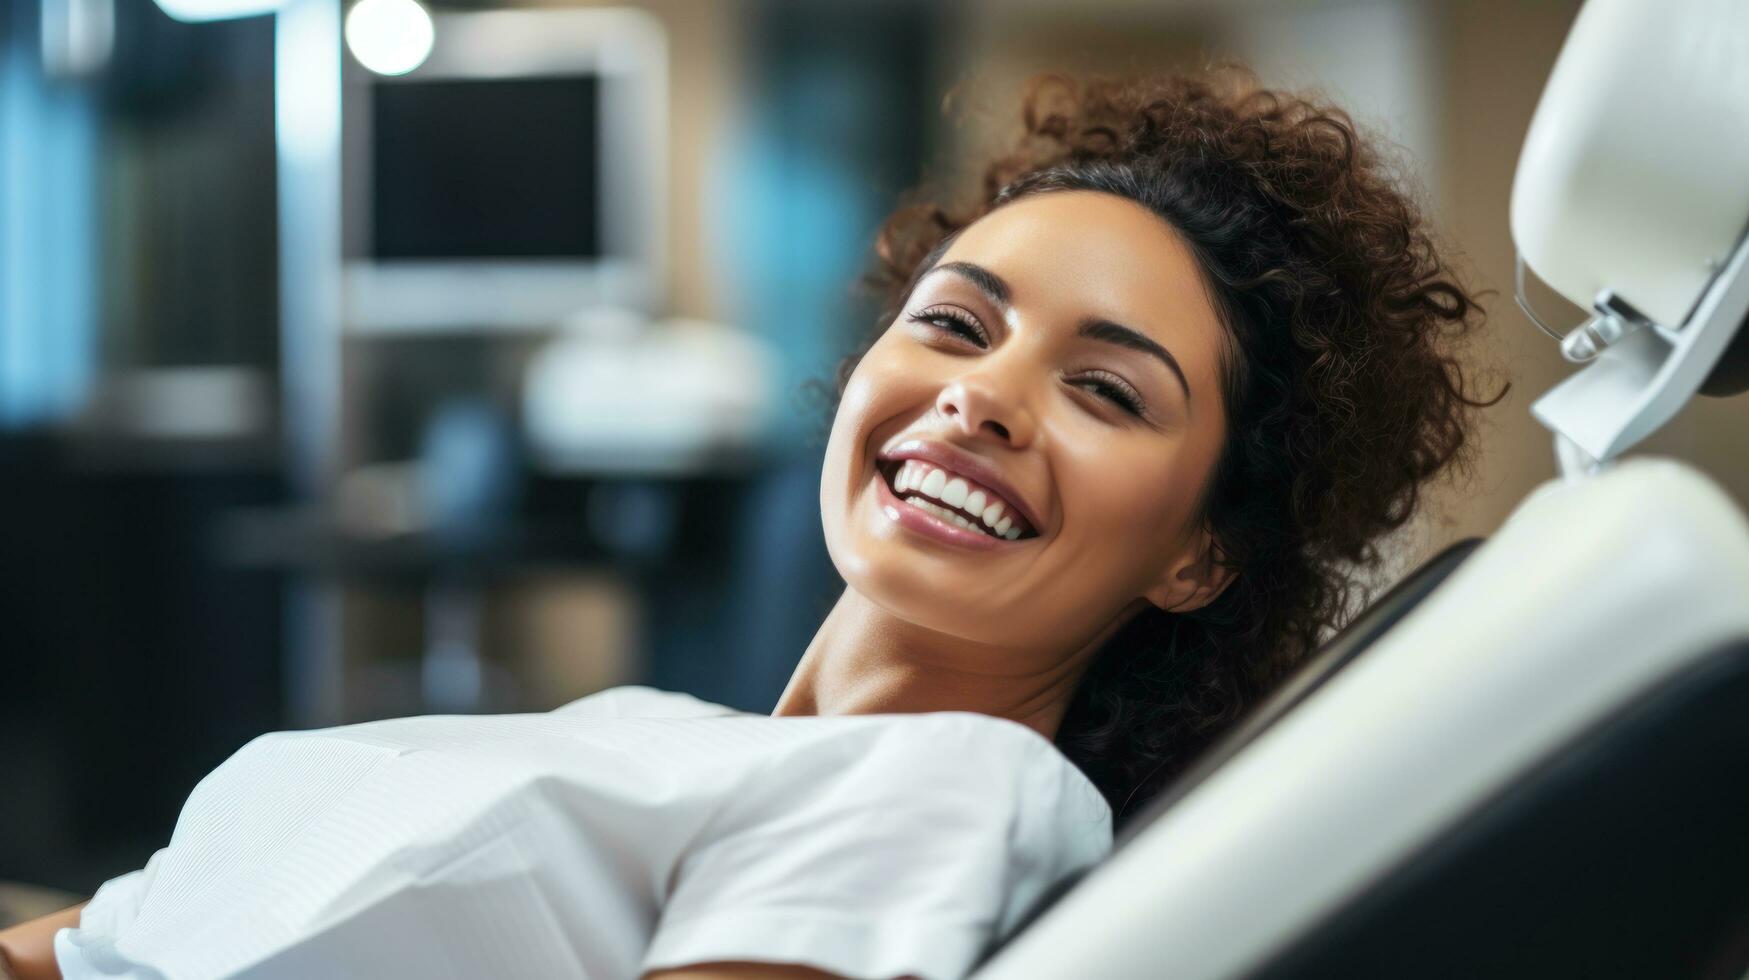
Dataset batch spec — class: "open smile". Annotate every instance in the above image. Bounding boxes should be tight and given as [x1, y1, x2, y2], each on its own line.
[872, 459, 1040, 551]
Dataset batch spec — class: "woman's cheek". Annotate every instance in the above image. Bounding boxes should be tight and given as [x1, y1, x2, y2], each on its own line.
[1066, 454, 1178, 578]
[839, 344, 904, 421]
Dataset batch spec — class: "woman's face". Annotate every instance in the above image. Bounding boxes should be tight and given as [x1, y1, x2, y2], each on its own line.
[821, 190, 1234, 655]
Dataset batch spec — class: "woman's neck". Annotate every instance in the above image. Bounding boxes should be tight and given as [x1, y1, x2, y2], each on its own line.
[772, 587, 1130, 742]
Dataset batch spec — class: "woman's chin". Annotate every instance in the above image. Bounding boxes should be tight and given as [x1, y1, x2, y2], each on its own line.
[821, 468, 1059, 641]
[843, 533, 1029, 637]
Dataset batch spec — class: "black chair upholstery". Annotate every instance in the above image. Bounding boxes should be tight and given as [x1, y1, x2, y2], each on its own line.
[1253, 637, 1749, 980]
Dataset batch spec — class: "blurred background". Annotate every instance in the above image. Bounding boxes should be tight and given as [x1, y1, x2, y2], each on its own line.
[2, 0, 1744, 906]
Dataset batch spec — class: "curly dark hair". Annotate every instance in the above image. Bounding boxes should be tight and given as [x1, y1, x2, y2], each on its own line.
[824, 68, 1503, 826]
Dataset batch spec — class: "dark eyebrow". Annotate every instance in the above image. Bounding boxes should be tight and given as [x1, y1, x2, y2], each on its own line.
[929, 260, 1011, 308]
[1077, 318, 1191, 404]
[926, 260, 1191, 404]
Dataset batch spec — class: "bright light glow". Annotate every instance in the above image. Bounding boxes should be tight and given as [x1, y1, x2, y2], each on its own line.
[278, 0, 341, 165]
[153, 0, 288, 22]
[344, 0, 434, 77]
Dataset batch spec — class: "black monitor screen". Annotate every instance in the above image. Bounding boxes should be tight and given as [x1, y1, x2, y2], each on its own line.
[371, 76, 601, 260]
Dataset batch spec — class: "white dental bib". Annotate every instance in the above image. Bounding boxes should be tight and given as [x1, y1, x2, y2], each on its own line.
[55, 686, 1109, 980]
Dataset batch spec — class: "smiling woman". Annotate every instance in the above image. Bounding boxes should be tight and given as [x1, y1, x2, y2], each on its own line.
[794, 187, 1238, 740]
[804, 68, 1503, 826]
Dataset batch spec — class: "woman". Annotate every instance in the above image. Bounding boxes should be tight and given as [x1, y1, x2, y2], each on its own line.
[1, 69, 1495, 980]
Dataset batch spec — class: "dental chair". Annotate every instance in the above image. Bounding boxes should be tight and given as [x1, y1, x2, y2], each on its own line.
[972, 1, 1749, 977]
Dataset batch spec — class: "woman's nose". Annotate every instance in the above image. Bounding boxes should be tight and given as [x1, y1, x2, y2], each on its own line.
[935, 374, 1036, 447]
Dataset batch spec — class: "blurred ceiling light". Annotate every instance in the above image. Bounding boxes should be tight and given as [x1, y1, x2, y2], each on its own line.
[344, 0, 433, 76]
[151, 0, 289, 23]
[42, 0, 114, 76]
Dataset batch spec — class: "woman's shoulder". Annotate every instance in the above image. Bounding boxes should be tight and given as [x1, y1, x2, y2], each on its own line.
[882, 711, 1112, 828]
[756, 709, 1113, 846]
[910, 713, 1114, 884]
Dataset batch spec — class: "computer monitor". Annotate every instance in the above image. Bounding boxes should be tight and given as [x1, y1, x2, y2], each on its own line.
[341, 7, 667, 332]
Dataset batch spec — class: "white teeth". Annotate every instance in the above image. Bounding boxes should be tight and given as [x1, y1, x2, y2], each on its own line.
[900, 463, 923, 493]
[919, 468, 947, 497]
[904, 493, 1009, 539]
[886, 459, 1030, 540]
[981, 501, 1005, 528]
[910, 497, 991, 535]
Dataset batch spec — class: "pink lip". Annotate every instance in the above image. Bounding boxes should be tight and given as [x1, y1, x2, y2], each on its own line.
[873, 468, 1017, 551]
[875, 438, 1045, 535]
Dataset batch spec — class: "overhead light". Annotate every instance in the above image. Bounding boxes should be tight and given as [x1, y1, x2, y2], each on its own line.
[43, 0, 115, 76]
[152, 0, 289, 23]
[344, 0, 434, 77]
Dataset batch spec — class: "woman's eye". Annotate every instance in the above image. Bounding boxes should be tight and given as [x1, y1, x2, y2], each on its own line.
[1076, 375, 1146, 418]
[908, 308, 988, 347]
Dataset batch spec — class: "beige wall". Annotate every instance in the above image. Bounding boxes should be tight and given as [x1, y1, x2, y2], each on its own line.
[1389, 0, 1587, 550]
[1432, 0, 1582, 542]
